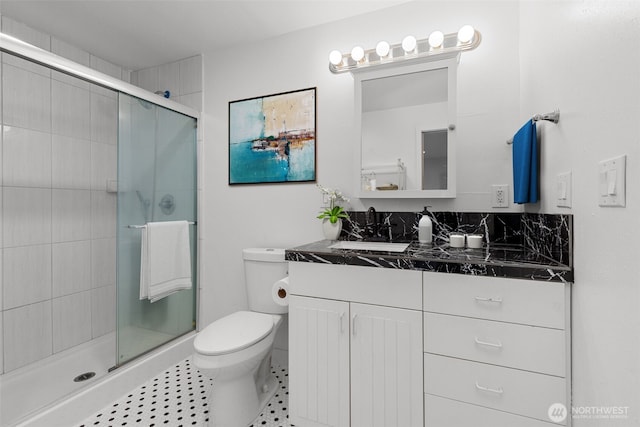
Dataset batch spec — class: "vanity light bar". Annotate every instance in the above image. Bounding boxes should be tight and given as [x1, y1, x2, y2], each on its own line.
[329, 26, 481, 74]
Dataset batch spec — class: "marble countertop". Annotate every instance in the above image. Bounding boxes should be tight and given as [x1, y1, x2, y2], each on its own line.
[285, 240, 573, 283]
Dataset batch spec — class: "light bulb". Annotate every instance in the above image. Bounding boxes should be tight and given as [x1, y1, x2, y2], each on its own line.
[402, 35, 417, 53]
[329, 50, 343, 66]
[457, 25, 475, 44]
[351, 45, 365, 62]
[375, 41, 390, 58]
[428, 31, 444, 49]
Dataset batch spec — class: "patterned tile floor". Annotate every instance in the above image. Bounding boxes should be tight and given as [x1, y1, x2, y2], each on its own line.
[79, 357, 290, 427]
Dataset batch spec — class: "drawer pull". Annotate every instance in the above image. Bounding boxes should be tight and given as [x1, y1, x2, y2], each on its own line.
[474, 337, 503, 348]
[475, 381, 504, 395]
[474, 296, 503, 304]
[340, 312, 345, 334]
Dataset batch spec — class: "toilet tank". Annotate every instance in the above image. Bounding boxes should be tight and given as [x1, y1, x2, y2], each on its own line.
[243, 248, 288, 314]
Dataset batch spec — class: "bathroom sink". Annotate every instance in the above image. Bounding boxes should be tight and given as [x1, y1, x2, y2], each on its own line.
[328, 241, 410, 253]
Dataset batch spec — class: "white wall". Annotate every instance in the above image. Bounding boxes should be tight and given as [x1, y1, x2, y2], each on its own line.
[200, 1, 520, 353]
[519, 1, 640, 424]
[202, 1, 639, 424]
[200, 1, 519, 317]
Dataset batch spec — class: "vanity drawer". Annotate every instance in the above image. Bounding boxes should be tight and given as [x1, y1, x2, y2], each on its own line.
[424, 353, 567, 424]
[425, 394, 560, 427]
[423, 273, 566, 329]
[424, 312, 566, 376]
[289, 262, 422, 310]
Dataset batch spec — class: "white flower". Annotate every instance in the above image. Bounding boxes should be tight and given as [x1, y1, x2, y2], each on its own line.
[317, 184, 349, 209]
[316, 184, 350, 223]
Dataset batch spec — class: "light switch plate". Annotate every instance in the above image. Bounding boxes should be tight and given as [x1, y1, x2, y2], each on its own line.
[556, 171, 572, 208]
[598, 155, 626, 207]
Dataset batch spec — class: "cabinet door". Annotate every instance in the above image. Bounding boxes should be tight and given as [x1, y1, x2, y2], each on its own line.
[289, 295, 350, 427]
[350, 303, 423, 427]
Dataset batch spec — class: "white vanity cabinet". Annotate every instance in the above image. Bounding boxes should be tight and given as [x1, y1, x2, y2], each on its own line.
[422, 273, 572, 427]
[288, 262, 424, 427]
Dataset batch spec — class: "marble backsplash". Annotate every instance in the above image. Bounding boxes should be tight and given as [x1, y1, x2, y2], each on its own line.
[341, 210, 572, 267]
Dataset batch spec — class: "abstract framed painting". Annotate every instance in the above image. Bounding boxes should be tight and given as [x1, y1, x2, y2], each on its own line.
[229, 87, 317, 185]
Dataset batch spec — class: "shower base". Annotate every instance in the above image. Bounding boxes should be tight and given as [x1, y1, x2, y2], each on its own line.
[3, 330, 194, 427]
[1, 333, 114, 426]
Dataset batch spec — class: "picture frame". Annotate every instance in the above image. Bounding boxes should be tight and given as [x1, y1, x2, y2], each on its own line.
[228, 87, 317, 185]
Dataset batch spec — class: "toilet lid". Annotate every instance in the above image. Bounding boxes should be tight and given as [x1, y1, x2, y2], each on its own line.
[194, 311, 274, 356]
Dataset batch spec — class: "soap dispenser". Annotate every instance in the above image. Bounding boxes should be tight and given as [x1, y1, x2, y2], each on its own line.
[418, 207, 433, 244]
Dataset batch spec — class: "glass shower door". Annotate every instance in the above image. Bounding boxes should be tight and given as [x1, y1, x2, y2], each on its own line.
[116, 93, 197, 365]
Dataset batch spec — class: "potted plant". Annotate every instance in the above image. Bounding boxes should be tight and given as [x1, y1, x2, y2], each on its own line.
[316, 184, 349, 240]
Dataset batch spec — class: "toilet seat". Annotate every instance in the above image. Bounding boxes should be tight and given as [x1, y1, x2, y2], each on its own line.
[194, 311, 274, 356]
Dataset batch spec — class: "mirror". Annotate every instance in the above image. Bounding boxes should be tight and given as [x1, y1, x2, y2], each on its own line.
[355, 58, 457, 198]
[420, 129, 448, 190]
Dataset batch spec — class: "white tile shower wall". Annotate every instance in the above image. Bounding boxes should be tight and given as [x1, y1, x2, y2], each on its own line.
[131, 55, 203, 111]
[52, 79, 91, 139]
[3, 187, 52, 247]
[2, 244, 52, 309]
[3, 301, 53, 372]
[2, 126, 52, 188]
[2, 62, 52, 132]
[91, 284, 116, 338]
[52, 291, 92, 353]
[158, 61, 180, 98]
[52, 241, 92, 298]
[1, 16, 124, 374]
[91, 238, 116, 289]
[90, 92, 118, 145]
[91, 141, 117, 191]
[52, 134, 92, 189]
[52, 189, 92, 242]
[178, 56, 202, 96]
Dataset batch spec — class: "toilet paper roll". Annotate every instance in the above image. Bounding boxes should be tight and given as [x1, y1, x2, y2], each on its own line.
[271, 277, 290, 306]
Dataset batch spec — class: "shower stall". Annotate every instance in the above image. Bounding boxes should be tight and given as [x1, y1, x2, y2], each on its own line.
[0, 33, 198, 425]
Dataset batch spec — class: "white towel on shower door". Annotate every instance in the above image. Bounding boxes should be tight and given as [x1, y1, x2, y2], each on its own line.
[140, 220, 192, 303]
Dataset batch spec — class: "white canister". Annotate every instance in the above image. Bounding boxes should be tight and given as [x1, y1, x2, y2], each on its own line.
[466, 234, 483, 249]
[449, 233, 465, 248]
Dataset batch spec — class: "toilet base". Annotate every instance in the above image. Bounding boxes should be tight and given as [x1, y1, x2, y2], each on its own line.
[206, 369, 279, 427]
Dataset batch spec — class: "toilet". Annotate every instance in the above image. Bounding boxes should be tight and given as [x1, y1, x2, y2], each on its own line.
[193, 248, 288, 427]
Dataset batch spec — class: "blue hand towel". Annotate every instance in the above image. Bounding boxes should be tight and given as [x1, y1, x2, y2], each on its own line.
[512, 120, 538, 204]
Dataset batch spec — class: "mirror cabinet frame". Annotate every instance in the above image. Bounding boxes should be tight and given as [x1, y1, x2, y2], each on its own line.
[354, 57, 458, 199]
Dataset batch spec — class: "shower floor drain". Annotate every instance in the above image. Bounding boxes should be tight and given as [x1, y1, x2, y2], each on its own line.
[73, 372, 96, 382]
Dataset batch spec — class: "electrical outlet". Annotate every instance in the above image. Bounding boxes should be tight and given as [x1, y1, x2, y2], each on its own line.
[491, 184, 509, 208]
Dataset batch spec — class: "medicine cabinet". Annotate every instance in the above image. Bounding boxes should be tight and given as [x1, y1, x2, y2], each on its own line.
[355, 58, 457, 198]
